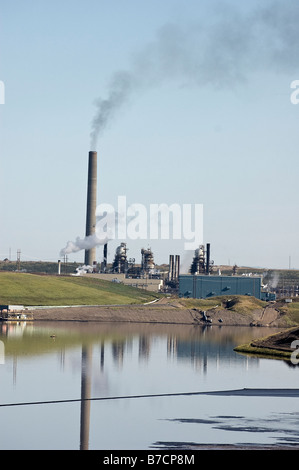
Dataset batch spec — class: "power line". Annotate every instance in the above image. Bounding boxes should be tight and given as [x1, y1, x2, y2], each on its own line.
[0, 388, 298, 408]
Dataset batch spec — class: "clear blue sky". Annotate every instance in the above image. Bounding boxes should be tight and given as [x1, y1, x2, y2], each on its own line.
[1, 0, 299, 270]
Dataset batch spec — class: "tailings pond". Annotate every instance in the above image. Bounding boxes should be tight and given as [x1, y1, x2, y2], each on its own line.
[0, 321, 298, 450]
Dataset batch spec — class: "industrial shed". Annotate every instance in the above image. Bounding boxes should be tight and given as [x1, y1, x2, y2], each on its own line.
[179, 274, 262, 300]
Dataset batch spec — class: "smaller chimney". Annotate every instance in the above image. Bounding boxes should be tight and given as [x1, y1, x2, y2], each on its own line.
[206, 243, 210, 274]
[175, 255, 180, 280]
[103, 243, 107, 271]
[169, 255, 174, 281]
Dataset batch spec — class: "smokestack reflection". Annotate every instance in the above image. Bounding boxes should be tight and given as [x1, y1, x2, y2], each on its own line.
[112, 340, 125, 367]
[167, 335, 177, 358]
[80, 345, 92, 450]
[138, 335, 151, 361]
[100, 342, 105, 371]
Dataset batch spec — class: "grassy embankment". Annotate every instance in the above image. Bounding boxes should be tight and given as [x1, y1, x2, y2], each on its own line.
[228, 297, 299, 360]
[234, 301, 299, 361]
[182, 296, 299, 360]
[0, 272, 159, 306]
[234, 343, 293, 361]
[179, 295, 268, 313]
[182, 295, 299, 323]
[234, 331, 297, 361]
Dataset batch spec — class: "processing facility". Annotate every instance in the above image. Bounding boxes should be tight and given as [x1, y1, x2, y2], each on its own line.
[178, 243, 275, 301]
[81, 149, 273, 299]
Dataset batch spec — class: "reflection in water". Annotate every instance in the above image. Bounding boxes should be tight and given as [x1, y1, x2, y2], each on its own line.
[80, 346, 92, 450]
[1, 321, 297, 449]
[0, 321, 278, 391]
[100, 342, 104, 371]
[167, 335, 177, 358]
[139, 336, 151, 361]
[112, 341, 125, 367]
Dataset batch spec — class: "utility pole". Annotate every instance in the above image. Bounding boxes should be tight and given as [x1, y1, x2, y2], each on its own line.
[63, 254, 68, 274]
[17, 249, 21, 271]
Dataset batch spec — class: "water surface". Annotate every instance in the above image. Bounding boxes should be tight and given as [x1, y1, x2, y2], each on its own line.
[0, 321, 298, 450]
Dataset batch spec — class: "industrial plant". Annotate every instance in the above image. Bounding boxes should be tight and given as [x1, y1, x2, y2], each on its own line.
[77, 149, 277, 299]
[81, 149, 180, 292]
[3, 149, 294, 301]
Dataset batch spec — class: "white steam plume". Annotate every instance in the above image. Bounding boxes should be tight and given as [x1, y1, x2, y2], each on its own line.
[60, 233, 109, 257]
[60, 209, 116, 257]
[269, 271, 280, 289]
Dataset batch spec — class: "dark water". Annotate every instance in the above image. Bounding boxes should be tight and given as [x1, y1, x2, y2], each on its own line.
[0, 321, 298, 450]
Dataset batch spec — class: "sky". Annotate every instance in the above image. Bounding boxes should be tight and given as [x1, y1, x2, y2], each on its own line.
[1, 0, 299, 271]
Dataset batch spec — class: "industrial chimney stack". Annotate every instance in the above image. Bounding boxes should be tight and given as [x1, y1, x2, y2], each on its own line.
[84, 151, 97, 266]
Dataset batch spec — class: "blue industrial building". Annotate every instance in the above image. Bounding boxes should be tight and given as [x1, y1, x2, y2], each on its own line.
[179, 274, 262, 300]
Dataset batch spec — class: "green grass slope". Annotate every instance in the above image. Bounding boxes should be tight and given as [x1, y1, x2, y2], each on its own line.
[179, 295, 267, 313]
[0, 272, 159, 306]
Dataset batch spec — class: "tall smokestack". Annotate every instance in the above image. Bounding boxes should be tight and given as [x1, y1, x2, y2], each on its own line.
[84, 151, 97, 266]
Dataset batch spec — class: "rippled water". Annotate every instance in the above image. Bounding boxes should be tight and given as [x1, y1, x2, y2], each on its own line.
[0, 320, 298, 450]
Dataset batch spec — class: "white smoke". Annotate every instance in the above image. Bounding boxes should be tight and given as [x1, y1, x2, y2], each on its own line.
[60, 208, 117, 257]
[72, 265, 95, 276]
[90, 2, 299, 149]
[60, 233, 109, 257]
[269, 271, 280, 289]
[180, 250, 194, 274]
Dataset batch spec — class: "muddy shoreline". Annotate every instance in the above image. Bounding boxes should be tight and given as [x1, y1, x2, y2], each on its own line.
[30, 300, 290, 327]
